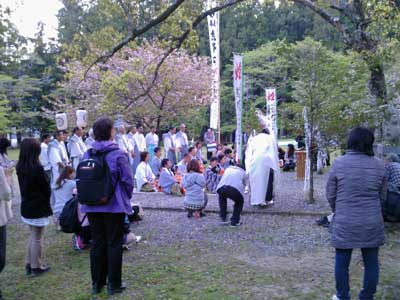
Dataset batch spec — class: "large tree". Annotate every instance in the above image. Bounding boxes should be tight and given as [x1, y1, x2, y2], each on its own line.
[59, 43, 212, 131]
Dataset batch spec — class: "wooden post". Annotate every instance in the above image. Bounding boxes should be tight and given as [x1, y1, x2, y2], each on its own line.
[295, 150, 306, 180]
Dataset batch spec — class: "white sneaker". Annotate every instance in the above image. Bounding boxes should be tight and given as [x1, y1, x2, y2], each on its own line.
[332, 295, 339, 300]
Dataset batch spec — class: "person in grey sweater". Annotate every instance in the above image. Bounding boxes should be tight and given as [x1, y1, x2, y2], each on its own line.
[182, 160, 207, 218]
[326, 127, 386, 300]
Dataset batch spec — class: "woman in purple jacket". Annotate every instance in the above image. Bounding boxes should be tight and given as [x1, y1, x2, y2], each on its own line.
[81, 117, 134, 296]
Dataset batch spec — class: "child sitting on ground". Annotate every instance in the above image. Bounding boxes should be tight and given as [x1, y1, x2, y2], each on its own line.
[54, 166, 76, 230]
[205, 156, 223, 193]
[159, 158, 183, 196]
[183, 159, 207, 218]
[150, 147, 162, 178]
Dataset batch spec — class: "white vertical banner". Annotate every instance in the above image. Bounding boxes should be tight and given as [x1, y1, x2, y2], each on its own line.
[233, 54, 243, 162]
[303, 107, 311, 193]
[265, 88, 278, 137]
[207, 0, 220, 130]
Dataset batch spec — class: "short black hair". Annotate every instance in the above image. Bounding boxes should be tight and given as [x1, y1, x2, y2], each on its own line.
[0, 138, 11, 155]
[161, 158, 170, 168]
[154, 147, 161, 154]
[54, 130, 64, 138]
[224, 148, 232, 155]
[140, 151, 149, 162]
[195, 141, 202, 147]
[93, 117, 114, 141]
[188, 146, 195, 153]
[41, 134, 51, 142]
[73, 126, 81, 134]
[209, 156, 218, 163]
[217, 154, 225, 162]
[347, 127, 374, 156]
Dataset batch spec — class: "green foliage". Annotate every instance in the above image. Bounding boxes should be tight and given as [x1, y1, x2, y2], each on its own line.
[0, 95, 10, 133]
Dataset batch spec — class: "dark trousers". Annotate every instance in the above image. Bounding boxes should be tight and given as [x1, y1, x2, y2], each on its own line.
[265, 169, 274, 202]
[217, 186, 244, 225]
[87, 213, 125, 290]
[0, 226, 6, 273]
[335, 247, 379, 300]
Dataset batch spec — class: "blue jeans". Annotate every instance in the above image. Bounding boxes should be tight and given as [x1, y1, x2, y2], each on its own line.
[335, 247, 379, 300]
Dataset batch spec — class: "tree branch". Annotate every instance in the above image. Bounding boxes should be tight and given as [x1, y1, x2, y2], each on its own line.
[84, 0, 186, 78]
[122, 0, 246, 110]
[293, 0, 354, 46]
[329, 2, 358, 24]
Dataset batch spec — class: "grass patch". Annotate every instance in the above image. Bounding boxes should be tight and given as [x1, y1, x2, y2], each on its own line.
[1, 214, 399, 300]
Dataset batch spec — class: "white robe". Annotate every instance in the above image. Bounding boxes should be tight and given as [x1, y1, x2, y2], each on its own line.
[134, 133, 146, 152]
[245, 132, 279, 205]
[68, 134, 87, 170]
[134, 162, 155, 191]
[48, 140, 69, 188]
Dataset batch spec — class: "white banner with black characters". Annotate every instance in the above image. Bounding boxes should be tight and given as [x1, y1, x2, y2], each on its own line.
[265, 88, 277, 137]
[233, 54, 243, 161]
[207, 0, 220, 130]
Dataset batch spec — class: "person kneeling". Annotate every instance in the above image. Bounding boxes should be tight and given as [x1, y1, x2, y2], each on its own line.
[159, 158, 183, 196]
[135, 151, 156, 192]
[183, 160, 207, 218]
[217, 164, 247, 227]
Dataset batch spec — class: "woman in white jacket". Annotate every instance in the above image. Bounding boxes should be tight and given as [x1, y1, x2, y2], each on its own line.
[135, 152, 156, 192]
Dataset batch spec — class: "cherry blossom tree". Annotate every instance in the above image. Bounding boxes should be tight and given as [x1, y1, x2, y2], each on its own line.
[62, 43, 212, 130]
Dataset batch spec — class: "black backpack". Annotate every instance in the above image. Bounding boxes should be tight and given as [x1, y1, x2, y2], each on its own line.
[59, 196, 85, 233]
[76, 148, 117, 206]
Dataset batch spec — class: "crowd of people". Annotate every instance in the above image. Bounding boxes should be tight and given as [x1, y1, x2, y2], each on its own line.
[0, 116, 399, 299]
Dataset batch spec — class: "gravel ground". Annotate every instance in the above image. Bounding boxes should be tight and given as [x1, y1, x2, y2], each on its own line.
[133, 171, 331, 215]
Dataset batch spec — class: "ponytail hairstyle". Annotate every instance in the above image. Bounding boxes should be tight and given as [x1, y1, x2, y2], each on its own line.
[56, 165, 74, 189]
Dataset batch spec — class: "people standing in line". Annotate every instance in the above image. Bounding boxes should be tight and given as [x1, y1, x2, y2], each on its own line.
[135, 152, 156, 192]
[163, 126, 177, 166]
[17, 138, 52, 276]
[326, 127, 386, 300]
[53, 166, 76, 230]
[183, 159, 207, 218]
[217, 164, 247, 227]
[134, 124, 146, 153]
[203, 128, 216, 160]
[39, 134, 52, 180]
[150, 147, 162, 178]
[48, 131, 70, 206]
[382, 153, 400, 222]
[145, 126, 159, 161]
[68, 127, 87, 170]
[159, 159, 183, 196]
[245, 120, 279, 207]
[85, 128, 95, 150]
[80, 117, 133, 296]
[176, 123, 189, 161]
[0, 164, 13, 299]
[127, 126, 140, 176]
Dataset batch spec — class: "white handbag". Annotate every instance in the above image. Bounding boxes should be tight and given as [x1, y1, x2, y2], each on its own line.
[0, 166, 11, 201]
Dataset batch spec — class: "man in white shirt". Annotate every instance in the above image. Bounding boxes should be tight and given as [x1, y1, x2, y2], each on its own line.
[145, 126, 159, 161]
[85, 128, 95, 150]
[68, 127, 87, 170]
[176, 123, 189, 161]
[40, 134, 52, 179]
[48, 130, 70, 207]
[115, 124, 134, 172]
[134, 151, 156, 192]
[134, 124, 146, 152]
[177, 153, 191, 176]
[163, 126, 177, 165]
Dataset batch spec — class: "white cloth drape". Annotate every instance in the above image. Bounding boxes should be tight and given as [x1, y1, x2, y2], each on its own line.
[245, 132, 279, 205]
